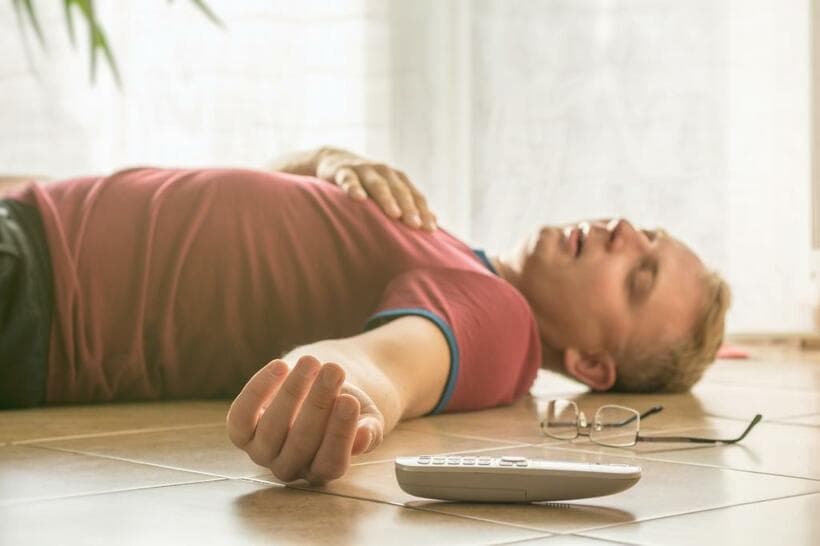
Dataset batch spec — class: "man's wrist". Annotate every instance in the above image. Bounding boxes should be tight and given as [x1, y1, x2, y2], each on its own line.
[281, 340, 405, 433]
[269, 147, 326, 177]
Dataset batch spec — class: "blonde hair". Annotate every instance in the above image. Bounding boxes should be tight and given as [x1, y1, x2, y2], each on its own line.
[611, 269, 732, 393]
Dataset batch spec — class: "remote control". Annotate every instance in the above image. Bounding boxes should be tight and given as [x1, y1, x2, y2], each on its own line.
[395, 455, 641, 503]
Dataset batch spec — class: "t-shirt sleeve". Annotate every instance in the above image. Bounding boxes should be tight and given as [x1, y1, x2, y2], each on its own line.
[364, 268, 542, 415]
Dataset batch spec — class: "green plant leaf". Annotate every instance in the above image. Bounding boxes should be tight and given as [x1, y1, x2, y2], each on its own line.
[177, 0, 224, 28]
[13, 0, 46, 47]
[16, 0, 222, 86]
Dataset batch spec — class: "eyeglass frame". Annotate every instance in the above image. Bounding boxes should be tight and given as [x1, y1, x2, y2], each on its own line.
[540, 399, 763, 447]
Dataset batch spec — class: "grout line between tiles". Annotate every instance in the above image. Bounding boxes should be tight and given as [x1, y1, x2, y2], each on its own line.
[698, 379, 820, 392]
[347, 442, 535, 468]
[483, 533, 554, 545]
[395, 427, 542, 446]
[23, 443, 237, 480]
[239, 476, 559, 536]
[539, 443, 820, 483]
[571, 490, 820, 537]
[0, 477, 227, 508]
[768, 410, 820, 420]
[487, 533, 642, 546]
[252, 470, 819, 541]
[9, 421, 225, 445]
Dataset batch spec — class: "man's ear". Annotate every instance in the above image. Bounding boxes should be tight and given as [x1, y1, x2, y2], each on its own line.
[562, 348, 617, 391]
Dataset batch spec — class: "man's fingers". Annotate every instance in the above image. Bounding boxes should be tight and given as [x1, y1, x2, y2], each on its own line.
[226, 359, 289, 449]
[398, 171, 437, 231]
[271, 363, 346, 482]
[359, 167, 402, 218]
[245, 356, 321, 468]
[350, 416, 382, 456]
[334, 168, 367, 200]
[382, 168, 422, 228]
[305, 394, 361, 484]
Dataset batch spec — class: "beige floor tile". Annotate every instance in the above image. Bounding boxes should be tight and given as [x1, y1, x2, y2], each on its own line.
[583, 492, 820, 546]
[31, 424, 263, 479]
[497, 535, 633, 545]
[397, 396, 564, 444]
[777, 413, 820, 426]
[541, 417, 819, 479]
[700, 360, 820, 391]
[0, 478, 548, 546]
[254, 428, 526, 485]
[33, 424, 521, 482]
[541, 384, 819, 423]
[276, 445, 820, 534]
[0, 400, 230, 444]
[558, 417, 820, 481]
[352, 426, 526, 465]
[0, 444, 217, 506]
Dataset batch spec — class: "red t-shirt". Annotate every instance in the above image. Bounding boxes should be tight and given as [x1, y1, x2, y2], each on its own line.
[11, 168, 541, 413]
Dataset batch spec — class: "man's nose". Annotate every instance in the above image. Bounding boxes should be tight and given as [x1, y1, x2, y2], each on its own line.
[605, 219, 648, 254]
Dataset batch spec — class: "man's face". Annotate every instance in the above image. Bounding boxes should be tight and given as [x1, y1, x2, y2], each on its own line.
[516, 219, 706, 361]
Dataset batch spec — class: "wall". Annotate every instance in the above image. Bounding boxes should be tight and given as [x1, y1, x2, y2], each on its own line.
[0, 0, 391, 176]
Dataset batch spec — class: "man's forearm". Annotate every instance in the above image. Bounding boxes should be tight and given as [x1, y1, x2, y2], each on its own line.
[280, 338, 406, 434]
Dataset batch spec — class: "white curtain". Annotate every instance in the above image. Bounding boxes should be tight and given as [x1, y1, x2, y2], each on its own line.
[0, 0, 811, 334]
[389, 0, 813, 335]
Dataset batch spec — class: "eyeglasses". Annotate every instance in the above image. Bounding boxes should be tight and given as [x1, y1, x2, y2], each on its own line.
[540, 399, 763, 448]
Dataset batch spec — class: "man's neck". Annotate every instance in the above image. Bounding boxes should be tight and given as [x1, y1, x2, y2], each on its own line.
[488, 255, 521, 290]
[488, 255, 565, 373]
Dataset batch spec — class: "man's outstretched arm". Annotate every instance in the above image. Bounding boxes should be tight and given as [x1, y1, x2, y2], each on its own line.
[226, 315, 450, 485]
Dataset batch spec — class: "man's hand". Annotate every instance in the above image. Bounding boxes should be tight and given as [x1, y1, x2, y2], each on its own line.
[315, 147, 437, 231]
[226, 355, 384, 485]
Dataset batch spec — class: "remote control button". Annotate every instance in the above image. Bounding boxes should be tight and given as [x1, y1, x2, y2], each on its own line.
[500, 456, 527, 463]
[417, 459, 430, 464]
[461, 460, 476, 465]
[477, 460, 491, 465]
[499, 461, 513, 466]
[515, 461, 528, 467]
[417, 456, 431, 462]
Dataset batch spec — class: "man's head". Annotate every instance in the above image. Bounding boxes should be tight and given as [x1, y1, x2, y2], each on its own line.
[500, 218, 730, 392]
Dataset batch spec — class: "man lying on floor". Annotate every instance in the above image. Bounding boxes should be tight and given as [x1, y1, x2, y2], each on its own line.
[0, 147, 730, 484]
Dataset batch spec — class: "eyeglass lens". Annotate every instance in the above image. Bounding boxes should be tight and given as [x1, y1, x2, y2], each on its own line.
[591, 405, 640, 447]
[544, 399, 579, 440]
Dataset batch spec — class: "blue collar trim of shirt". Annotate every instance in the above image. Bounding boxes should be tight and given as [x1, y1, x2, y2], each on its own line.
[472, 249, 498, 275]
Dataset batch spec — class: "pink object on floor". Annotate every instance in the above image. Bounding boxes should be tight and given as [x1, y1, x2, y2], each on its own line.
[716, 344, 749, 359]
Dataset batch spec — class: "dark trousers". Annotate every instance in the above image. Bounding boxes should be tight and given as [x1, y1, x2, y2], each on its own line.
[0, 199, 52, 409]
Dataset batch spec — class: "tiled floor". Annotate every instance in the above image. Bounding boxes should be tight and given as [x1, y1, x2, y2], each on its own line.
[1, 345, 818, 545]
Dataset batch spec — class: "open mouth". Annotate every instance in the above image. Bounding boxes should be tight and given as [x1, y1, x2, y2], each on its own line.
[563, 226, 584, 258]
[575, 229, 584, 257]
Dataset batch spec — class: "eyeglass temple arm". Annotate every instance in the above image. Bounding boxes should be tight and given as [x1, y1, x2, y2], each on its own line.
[637, 414, 763, 445]
[612, 405, 664, 427]
[640, 405, 664, 420]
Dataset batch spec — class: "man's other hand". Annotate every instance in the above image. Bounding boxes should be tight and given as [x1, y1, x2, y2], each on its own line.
[226, 355, 384, 485]
[316, 147, 437, 231]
